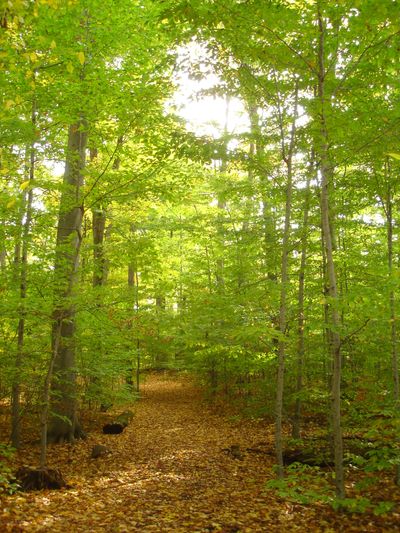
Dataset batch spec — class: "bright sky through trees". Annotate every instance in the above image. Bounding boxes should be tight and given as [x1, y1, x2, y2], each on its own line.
[173, 42, 249, 138]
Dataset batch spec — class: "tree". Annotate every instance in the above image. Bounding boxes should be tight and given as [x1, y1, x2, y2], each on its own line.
[315, 2, 344, 496]
[48, 119, 88, 443]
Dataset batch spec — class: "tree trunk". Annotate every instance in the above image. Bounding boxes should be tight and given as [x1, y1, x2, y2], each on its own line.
[40, 322, 62, 467]
[275, 81, 298, 478]
[128, 264, 140, 393]
[127, 253, 138, 390]
[11, 99, 36, 448]
[91, 147, 107, 291]
[387, 181, 400, 403]
[292, 169, 312, 439]
[317, 3, 345, 499]
[92, 135, 122, 289]
[216, 97, 230, 291]
[47, 120, 88, 444]
[238, 102, 258, 290]
[92, 210, 106, 285]
[384, 162, 400, 485]
[89, 146, 108, 403]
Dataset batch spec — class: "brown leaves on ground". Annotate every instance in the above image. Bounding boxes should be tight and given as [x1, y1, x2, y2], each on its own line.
[1, 375, 399, 532]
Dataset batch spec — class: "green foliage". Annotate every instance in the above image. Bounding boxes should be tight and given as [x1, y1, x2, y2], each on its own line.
[266, 463, 333, 505]
[332, 497, 372, 514]
[332, 497, 395, 516]
[266, 463, 396, 515]
[0, 445, 19, 495]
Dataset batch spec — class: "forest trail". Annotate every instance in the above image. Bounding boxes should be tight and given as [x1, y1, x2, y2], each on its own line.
[0, 374, 397, 532]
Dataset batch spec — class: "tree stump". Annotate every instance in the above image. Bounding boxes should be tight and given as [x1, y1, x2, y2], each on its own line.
[16, 467, 66, 491]
[283, 448, 334, 467]
[222, 445, 244, 460]
[91, 444, 110, 458]
[102, 410, 134, 434]
[102, 423, 124, 434]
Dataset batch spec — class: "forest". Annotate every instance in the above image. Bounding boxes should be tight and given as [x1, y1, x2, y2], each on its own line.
[0, 0, 400, 531]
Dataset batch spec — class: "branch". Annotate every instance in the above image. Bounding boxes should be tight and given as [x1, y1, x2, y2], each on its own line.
[342, 318, 370, 345]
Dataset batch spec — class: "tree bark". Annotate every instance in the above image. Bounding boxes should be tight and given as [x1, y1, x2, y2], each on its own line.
[91, 146, 107, 291]
[292, 169, 312, 439]
[275, 80, 298, 477]
[11, 99, 36, 448]
[384, 161, 400, 485]
[386, 178, 400, 403]
[317, 3, 345, 499]
[92, 135, 122, 289]
[92, 210, 106, 286]
[128, 259, 140, 392]
[215, 97, 230, 291]
[47, 120, 88, 444]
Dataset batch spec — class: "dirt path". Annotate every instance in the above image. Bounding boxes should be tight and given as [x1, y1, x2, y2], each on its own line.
[1, 375, 398, 532]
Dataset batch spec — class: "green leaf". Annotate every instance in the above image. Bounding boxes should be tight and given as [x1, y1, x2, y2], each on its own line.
[386, 153, 400, 160]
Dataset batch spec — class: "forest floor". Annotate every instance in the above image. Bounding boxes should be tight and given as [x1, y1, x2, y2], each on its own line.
[0, 374, 399, 532]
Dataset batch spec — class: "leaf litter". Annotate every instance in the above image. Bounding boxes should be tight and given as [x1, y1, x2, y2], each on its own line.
[0, 374, 399, 532]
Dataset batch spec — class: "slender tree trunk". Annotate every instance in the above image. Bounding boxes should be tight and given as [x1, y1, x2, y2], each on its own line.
[128, 262, 135, 288]
[47, 120, 88, 444]
[247, 103, 276, 283]
[89, 146, 108, 403]
[91, 146, 107, 291]
[40, 322, 62, 468]
[238, 103, 258, 289]
[127, 251, 138, 390]
[0, 214, 6, 270]
[92, 210, 106, 286]
[92, 134, 121, 288]
[292, 170, 312, 439]
[99, 136, 123, 285]
[275, 81, 299, 477]
[11, 99, 36, 448]
[134, 270, 140, 393]
[136, 336, 140, 393]
[384, 164, 400, 485]
[0, 241, 5, 270]
[317, 3, 344, 499]
[320, 233, 331, 388]
[387, 184, 400, 403]
[216, 97, 230, 291]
